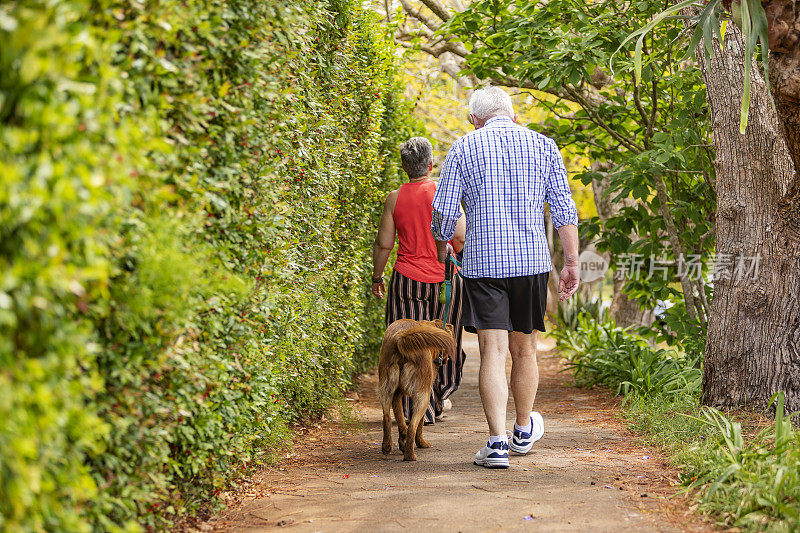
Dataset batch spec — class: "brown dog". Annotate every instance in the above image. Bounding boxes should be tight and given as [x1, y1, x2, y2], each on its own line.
[377, 319, 455, 461]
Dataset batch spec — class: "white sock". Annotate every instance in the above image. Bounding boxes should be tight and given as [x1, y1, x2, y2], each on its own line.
[488, 434, 507, 445]
[515, 420, 532, 434]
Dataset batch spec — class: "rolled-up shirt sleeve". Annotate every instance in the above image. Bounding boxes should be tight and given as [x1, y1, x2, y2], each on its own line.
[545, 139, 579, 228]
[431, 142, 464, 241]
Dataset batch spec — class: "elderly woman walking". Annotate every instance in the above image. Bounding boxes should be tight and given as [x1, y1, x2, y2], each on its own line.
[371, 137, 466, 425]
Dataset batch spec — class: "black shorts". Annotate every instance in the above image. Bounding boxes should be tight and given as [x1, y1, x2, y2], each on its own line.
[461, 273, 549, 334]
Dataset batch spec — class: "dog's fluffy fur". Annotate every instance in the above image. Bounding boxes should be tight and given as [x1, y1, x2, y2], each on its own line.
[377, 319, 455, 461]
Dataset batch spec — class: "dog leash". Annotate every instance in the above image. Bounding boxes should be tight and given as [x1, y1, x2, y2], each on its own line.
[440, 254, 461, 330]
[434, 254, 461, 367]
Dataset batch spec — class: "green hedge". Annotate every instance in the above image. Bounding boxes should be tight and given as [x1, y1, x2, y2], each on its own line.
[0, 0, 418, 530]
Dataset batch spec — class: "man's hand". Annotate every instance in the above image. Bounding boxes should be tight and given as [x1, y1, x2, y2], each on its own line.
[558, 261, 580, 301]
[436, 241, 454, 263]
[371, 279, 386, 299]
[556, 224, 580, 300]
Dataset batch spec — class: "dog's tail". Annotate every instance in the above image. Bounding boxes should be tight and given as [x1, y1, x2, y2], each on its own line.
[396, 324, 456, 364]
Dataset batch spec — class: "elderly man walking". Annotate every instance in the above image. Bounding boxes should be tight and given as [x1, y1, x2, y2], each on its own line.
[431, 86, 580, 469]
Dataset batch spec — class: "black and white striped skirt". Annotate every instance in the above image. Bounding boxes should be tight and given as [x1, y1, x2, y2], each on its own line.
[385, 269, 466, 425]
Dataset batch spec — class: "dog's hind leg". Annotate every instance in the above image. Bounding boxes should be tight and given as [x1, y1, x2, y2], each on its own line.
[415, 401, 431, 449]
[392, 392, 408, 449]
[380, 395, 393, 455]
[379, 364, 401, 455]
[403, 393, 430, 461]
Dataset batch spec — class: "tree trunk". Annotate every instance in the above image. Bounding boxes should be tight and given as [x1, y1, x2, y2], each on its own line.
[591, 168, 654, 327]
[769, 33, 800, 208]
[699, 24, 800, 412]
[653, 172, 700, 322]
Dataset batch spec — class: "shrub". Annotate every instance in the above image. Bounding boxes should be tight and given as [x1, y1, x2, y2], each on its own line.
[554, 293, 607, 331]
[1, 0, 418, 529]
[557, 315, 702, 398]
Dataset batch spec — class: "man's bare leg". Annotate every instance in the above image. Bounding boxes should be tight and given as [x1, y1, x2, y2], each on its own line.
[509, 331, 539, 426]
[477, 329, 509, 436]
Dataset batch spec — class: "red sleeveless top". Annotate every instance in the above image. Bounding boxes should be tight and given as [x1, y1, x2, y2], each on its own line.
[393, 180, 445, 283]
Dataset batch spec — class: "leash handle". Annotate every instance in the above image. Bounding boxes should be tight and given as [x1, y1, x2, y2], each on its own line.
[438, 254, 461, 368]
[441, 253, 459, 331]
[445, 252, 455, 282]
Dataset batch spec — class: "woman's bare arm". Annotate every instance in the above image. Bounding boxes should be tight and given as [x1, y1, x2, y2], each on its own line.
[371, 190, 398, 298]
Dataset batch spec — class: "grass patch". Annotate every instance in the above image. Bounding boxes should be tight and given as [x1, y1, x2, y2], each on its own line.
[332, 396, 365, 435]
[623, 392, 715, 466]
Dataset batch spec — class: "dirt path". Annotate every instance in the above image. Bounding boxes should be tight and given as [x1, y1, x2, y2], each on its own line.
[202, 333, 709, 532]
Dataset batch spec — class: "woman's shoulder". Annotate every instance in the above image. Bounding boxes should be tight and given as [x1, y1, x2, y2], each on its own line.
[413, 179, 437, 191]
[384, 188, 400, 212]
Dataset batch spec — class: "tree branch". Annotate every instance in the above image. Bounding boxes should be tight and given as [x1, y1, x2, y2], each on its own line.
[649, 75, 658, 137]
[563, 85, 645, 154]
[418, 0, 451, 22]
[398, 39, 469, 60]
[398, 0, 441, 32]
[396, 24, 435, 41]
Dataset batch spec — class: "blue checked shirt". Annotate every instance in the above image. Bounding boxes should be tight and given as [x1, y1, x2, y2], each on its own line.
[431, 116, 579, 279]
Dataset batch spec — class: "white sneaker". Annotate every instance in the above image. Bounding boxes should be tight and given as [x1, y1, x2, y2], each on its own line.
[509, 412, 544, 454]
[473, 441, 510, 469]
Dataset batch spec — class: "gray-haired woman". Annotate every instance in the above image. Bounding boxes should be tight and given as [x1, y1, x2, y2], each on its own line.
[371, 136, 467, 425]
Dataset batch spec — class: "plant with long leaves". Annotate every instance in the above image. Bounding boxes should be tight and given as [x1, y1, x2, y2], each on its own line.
[681, 392, 800, 529]
[615, 0, 770, 133]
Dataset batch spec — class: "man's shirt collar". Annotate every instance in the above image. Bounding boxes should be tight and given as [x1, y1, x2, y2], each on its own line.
[485, 115, 514, 126]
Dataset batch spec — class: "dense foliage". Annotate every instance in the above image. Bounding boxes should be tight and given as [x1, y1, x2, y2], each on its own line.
[0, 0, 417, 529]
[555, 313, 702, 398]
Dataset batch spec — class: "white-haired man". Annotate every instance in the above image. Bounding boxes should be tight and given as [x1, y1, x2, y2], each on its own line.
[431, 86, 580, 469]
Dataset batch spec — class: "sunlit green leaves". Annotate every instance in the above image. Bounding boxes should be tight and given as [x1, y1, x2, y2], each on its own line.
[617, 0, 771, 133]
